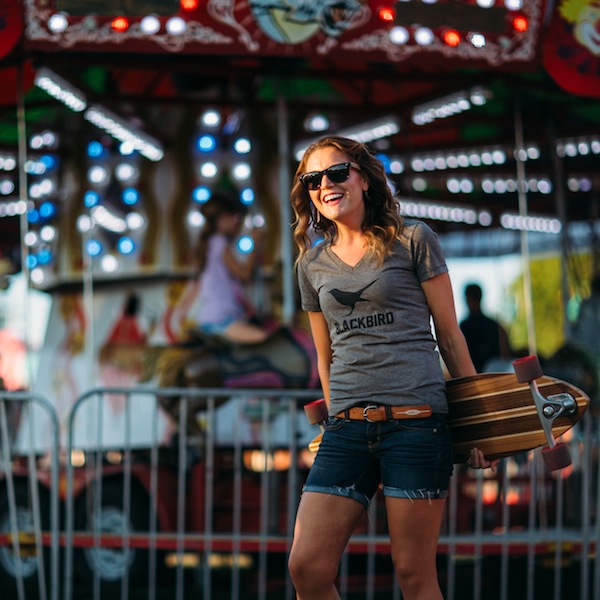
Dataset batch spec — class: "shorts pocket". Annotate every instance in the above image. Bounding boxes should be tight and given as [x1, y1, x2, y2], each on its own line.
[391, 415, 443, 435]
[325, 416, 345, 431]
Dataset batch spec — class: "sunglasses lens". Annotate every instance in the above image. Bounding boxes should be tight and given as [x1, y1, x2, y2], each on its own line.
[301, 163, 351, 191]
[327, 163, 350, 183]
[303, 174, 322, 191]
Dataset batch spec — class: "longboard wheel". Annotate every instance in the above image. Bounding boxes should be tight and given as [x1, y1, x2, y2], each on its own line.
[308, 433, 322, 453]
[513, 355, 543, 382]
[304, 398, 328, 425]
[542, 443, 571, 471]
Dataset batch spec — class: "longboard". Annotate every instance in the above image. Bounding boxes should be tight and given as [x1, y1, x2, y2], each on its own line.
[304, 356, 590, 471]
[447, 371, 588, 464]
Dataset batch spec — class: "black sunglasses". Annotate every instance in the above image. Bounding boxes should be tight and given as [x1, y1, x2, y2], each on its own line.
[299, 162, 361, 191]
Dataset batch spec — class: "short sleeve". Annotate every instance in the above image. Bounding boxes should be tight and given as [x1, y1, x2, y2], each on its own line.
[297, 257, 321, 312]
[410, 221, 448, 282]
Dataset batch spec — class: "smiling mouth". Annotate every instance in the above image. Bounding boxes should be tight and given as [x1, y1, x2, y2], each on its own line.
[323, 193, 343, 204]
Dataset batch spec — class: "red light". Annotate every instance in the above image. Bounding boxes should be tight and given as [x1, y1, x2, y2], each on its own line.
[443, 29, 461, 47]
[180, 0, 199, 10]
[512, 16, 528, 32]
[111, 16, 129, 32]
[378, 6, 396, 22]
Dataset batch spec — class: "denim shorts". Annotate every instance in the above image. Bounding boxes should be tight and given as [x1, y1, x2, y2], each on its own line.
[198, 317, 236, 336]
[303, 413, 453, 507]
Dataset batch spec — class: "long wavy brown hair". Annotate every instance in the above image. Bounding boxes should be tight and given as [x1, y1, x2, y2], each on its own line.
[290, 136, 403, 265]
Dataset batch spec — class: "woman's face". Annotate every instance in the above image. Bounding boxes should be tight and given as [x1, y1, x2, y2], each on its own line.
[303, 146, 368, 228]
[217, 211, 243, 236]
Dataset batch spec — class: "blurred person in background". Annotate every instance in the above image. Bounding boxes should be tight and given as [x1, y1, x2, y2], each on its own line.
[460, 283, 511, 372]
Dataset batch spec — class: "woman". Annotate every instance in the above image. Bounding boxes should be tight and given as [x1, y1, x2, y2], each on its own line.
[192, 190, 269, 344]
[288, 136, 494, 599]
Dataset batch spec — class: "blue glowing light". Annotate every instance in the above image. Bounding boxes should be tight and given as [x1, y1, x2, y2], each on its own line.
[27, 209, 40, 224]
[192, 186, 211, 203]
[26, 255, 38, 269]
[240, 188, 255, 205]
[40, 155, 56, 170]
[84, 191, 100, 207]
[197, 135, 217, 153]
[375, 153, 391, 173]
[117, 236, 135, 255]
[87, 141, 105, 158]
[86, 239, 103, 257]
[37, 249, 52, 264]
[237, 235, 254, 254]
[39, 201, 56, 219]
[122, 188, 139, 205]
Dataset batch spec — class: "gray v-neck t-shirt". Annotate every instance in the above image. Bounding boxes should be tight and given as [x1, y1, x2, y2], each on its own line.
[297, 219, 449, 415]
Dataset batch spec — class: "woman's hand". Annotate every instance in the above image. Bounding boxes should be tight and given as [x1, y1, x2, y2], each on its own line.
[468, 447, 500, 472]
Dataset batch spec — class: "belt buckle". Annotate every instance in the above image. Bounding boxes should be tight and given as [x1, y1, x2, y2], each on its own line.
[362, 404, 379, 423]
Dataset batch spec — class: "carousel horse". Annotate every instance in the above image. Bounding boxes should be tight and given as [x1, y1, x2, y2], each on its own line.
[142, 325, 319, 434]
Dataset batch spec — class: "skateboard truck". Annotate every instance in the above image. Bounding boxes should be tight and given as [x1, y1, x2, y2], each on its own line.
[304, 398, 328, 453]
[513, 355, 576, 471]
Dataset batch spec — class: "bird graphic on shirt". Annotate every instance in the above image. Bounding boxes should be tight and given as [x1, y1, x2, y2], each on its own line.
[329, 279, 378, 315]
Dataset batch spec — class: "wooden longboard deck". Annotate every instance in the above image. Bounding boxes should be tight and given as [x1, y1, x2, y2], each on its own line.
[447, 372, 589, 463]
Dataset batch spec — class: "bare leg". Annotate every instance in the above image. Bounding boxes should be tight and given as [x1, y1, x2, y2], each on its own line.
[223, 320, 270, 344]
[385, 496, 446, 600]
[288, 492, 366, 600]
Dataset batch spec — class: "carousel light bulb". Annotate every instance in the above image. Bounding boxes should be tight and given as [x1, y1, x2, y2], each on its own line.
[200, 162, 218, 178]
[389, 26, 409, 45]
[197, 134, 217, 152]
[241, 188, 255, 205]
[30, 268, 45, 285]
[117, 236, 135, 254]
[115, 163, 137, 182]
[24, 231, 38, 246]
[166, 16, 186, 34]
[470, 33, 487, 47]
[88, 165, 109, 185]
[77, 214, 93, 232]
[48, 13, 69, 33]
[86, 239, 103, 257]
[192, 186, 211, 203]
[414, 27, 434, 45]
[233, 138, 251, 154]
[101, 255, 119, 272]
[111, 17, 129, 32]
[232, 162, 251, 180]
[40, 225, 56, 242]
[201, 110, 221, 128]
[140, 15, 161, 34]
[187, 210, 204, 227]
[126, 212, 145, 229]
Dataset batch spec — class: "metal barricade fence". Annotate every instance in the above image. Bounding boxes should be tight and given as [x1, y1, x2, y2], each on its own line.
[442, 408, 600, 600]
[0, 391, 60, 600]
[0, 386, 598, 599]
[63, 386, 321, 600]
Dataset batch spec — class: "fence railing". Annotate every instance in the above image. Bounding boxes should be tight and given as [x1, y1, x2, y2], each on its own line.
[0, 387, 598, 599]
[0, 391, 61, 600]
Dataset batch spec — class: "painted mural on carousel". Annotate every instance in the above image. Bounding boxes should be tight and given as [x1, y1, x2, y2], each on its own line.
[22, 0, 546, 67]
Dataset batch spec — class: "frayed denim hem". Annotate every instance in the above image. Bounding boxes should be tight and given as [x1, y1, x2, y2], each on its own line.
[302, 484, 371, 508]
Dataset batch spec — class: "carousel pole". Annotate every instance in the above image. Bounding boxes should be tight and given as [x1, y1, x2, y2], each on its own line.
[16, 63, 34, 388]
[81, 214, 96, 386]
[514, 97, 537, 355]
[276, 85, 295, 325]
[548, 118, 571, 341]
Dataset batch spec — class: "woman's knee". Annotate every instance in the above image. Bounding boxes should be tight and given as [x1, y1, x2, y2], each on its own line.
[288, 549, 337, 590]
[393, 556, 439, 595]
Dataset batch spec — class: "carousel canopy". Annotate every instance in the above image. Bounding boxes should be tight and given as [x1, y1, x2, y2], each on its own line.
[0, 0, 599, 264]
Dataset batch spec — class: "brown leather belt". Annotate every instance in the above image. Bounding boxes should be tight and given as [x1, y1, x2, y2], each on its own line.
[335, 404, 432, 422]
